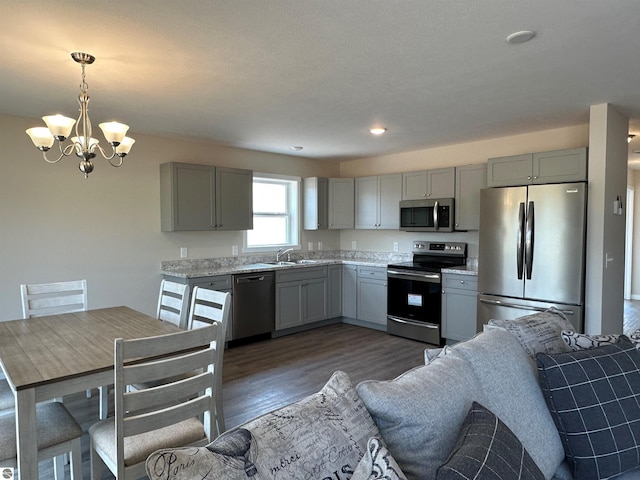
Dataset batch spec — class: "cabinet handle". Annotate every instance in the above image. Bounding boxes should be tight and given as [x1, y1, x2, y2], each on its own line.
[527, 176, 532, 180]
[533, 176, 538, 179]
[459, 280, 465, 284]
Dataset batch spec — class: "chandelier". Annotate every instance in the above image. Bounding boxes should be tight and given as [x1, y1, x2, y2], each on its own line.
[26, 52, 135, 178]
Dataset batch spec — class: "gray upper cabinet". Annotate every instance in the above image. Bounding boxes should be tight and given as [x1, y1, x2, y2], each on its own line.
[533, 147, 588, 184]
[215, 167, 253, 231]
[160, 162, 253, 232]
[455, 164, 487, 231]
[328, 178, 354, 229]
[355, 174, 402, 229]
[486, 153, 533, 187]
[303, 177, 328, 230]
[487, 147, 587, 187]
[402, 167, 455, 200]
[303, 177, 354, 230]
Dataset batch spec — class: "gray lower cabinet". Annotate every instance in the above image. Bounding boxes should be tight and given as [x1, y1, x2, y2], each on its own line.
[164, 274, 234, 341]
[342, 264, 358, 319]
[356, 266, 387, 326]
[327, 264, 342, 318]
[160, 162, 253, 231]
[441, 273, 478, 342]
[275, 266, 328, 330]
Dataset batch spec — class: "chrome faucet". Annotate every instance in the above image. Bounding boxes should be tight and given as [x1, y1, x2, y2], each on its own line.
[276, 247, 294, 262]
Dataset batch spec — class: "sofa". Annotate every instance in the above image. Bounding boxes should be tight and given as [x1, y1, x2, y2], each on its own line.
[144, 309, 640, 480]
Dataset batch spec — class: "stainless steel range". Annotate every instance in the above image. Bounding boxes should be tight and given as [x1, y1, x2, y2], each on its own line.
[387, 241, 467, 345]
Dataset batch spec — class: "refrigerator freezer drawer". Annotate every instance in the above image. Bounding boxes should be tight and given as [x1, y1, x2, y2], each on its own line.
[477, 294, 583, 333]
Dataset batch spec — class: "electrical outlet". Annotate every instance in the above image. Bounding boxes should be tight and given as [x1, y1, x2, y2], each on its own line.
[351, 241, 357, 250]
[308, 242, 314, 251]
[180, 247, 188, 258]
[232, 245, 239, 256]
[393, 242, 399, 252]
[318, 241, 323, 250]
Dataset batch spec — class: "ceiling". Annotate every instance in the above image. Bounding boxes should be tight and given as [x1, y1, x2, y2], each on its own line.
[2, 0, 640, 165]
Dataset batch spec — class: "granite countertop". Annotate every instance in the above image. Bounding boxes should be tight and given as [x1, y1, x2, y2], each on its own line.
[161, 250, 478, 279]
[441, 265, 478, 276]
[162, 257, 394, 279]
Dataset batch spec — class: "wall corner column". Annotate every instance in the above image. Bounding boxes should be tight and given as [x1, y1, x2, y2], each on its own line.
[585, 103, 629, 334]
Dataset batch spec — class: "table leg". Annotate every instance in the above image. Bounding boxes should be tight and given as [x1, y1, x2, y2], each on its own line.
[15, 388, 38, 480]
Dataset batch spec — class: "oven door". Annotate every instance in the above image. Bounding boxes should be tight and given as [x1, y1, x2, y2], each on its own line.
[387, 269, 443, 345]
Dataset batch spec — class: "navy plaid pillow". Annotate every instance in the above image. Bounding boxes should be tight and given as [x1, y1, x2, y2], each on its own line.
[436, 402, 544, 480]
[536, 336, 640, 480]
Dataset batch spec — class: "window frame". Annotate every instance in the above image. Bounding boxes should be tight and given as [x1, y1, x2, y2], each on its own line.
[243, 172, 301, 253]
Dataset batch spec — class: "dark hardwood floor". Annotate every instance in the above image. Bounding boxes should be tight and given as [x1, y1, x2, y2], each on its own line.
[35, 322, 431, 479]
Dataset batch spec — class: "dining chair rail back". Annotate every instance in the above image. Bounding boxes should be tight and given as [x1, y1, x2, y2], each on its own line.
[156, 279, 190, 329]
[188, 286, 230, 434]
[89, 324, 223, 480]
[20, 279, 88, 318]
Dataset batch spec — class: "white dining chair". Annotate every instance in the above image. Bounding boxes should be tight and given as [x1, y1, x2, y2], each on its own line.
[156, 279, 190, 329]
[20, 279, 109, 419]
[188, 286, 230, 434]
[89, 324, 223, 479]
[0, 401, 83, 480]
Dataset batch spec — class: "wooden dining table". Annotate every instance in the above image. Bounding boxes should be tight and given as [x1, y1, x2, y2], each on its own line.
[0, 306, 182, 480]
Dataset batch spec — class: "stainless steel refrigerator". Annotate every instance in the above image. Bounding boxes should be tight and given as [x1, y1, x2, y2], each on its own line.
[477, 182, 587, 332]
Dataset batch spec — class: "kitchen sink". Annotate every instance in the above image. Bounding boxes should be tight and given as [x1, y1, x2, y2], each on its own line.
[263, 261, 296, 266]
[296, 259, 320, 264]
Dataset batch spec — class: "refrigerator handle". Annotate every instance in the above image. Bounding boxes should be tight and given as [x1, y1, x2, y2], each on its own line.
[433, 200, 439, 230]
[517, 202, 525, 279]
[525, 201, 535, 279]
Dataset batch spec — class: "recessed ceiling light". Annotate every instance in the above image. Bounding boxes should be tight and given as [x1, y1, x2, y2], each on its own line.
[506, 30, 536, 44]
[289, 145, 303, 151]
[369, 127, 387, 135]
[628, 134, 636, 144]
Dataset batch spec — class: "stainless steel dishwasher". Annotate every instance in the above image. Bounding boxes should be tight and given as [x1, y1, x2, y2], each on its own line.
[232, 271, 275, 340]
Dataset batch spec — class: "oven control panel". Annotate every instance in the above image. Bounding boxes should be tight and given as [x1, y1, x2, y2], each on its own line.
[413, 241, 467, 255]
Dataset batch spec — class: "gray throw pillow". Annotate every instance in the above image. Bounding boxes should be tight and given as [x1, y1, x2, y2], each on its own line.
[537, 336, 640, 480]
[436, 402, 545, 480]
[357, 347, 486, 480]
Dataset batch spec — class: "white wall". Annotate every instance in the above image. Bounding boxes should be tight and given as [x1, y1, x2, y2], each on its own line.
[0, 113, 340, 320]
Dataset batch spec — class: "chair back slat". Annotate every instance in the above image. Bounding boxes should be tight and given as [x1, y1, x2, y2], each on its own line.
[123, 393, 213, 437]
[124, 371, 212, 413]
[124, 348, 215, 386]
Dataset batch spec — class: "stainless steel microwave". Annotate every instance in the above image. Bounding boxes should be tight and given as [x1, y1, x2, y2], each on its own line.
[399, 198, 455, 232]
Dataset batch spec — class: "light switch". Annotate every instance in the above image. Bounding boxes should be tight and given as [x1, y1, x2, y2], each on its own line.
[180, 247, 188, 258]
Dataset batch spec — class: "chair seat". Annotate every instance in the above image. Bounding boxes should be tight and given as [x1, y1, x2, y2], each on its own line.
[0, 379, 13, 411]
[89, 416, 206, 466]
[0, 401, 82, 462]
